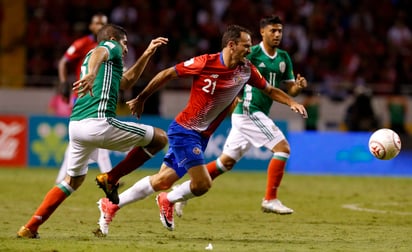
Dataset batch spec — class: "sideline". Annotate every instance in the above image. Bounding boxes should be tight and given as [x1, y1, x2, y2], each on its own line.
[342, 203, 412, 216]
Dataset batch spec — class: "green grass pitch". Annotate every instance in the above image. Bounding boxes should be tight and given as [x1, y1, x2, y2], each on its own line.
[1, 167, 411, 251]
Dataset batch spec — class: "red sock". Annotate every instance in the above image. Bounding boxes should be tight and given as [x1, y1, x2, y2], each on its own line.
[107, 146, 151, 183]
[25, 185, 71, 232]
[265, 156, 287, 200]
[206, 160, 227, 180]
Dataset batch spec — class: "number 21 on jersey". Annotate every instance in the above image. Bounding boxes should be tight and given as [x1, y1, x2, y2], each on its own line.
[202, 79, 216, 94]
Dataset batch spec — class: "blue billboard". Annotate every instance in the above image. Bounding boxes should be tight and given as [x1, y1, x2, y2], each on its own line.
[287, 131, 412, 177]
[27, 115, 412, 177]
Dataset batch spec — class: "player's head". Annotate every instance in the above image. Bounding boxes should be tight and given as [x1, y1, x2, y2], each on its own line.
[222, 25, 252, 67]
[89, 13, 108, 36]
[259, 15, 283, 48]
[97, 24, 128, 57]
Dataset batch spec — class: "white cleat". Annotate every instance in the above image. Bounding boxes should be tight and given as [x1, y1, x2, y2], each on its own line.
[174, 200, 187, 218]
[96, 198, 119, 236]
[261, 199, 294, 215]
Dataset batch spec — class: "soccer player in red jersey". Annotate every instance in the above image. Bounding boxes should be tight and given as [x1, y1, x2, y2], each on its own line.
[58, 13, 108, 96]
[55, 13, 112, 183]
[177, 15, 309, 216]
[94, 24, 307, 235]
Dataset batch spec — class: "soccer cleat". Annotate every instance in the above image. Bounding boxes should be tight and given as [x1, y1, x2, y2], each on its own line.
[156, 192, 175, 231]
[261, 199, 294, 214]
[17, 226, 39, 239]
[174, 200, 187, 218]
[96, 173, 120, 204]
[96, 198, 120, 236]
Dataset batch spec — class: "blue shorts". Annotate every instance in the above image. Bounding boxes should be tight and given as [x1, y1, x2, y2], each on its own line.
[163, 120, 209, 178]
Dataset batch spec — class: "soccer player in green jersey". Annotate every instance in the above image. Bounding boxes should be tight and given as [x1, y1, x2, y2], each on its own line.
[17, 24, 169, 238]
[174, 15, 308, 216]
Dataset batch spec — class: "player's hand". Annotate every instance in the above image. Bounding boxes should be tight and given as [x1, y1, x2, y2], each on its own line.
[144, 37, 169, 56]
[126, 96, 145, 119]
[73, 74, 95, 98]
[295, 73, 307, 89]
[290, 101, 308, 118]
[59, 81, 71, 102]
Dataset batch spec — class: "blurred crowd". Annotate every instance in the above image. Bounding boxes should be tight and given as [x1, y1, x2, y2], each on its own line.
[26, 0, 412, 99]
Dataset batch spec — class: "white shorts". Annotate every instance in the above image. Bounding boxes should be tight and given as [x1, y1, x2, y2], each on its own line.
[67, 117, 154, 176]
[222, 112, 286, 161]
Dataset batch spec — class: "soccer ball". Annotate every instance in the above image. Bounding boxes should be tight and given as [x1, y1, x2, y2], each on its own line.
[368, 128, 401, 160]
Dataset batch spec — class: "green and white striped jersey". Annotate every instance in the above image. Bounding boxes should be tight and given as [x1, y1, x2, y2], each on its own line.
[71, 40, 124, 121]
[234, 42, 295, 115]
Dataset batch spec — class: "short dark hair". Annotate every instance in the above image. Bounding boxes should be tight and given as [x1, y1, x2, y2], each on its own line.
[97, 24, 127, 43]
[259, 15, 283, 28]
[221, 25, 252, 48]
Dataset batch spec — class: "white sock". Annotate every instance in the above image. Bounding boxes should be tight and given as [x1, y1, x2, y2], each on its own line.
[216, 157, 228, 173]
[58, 180, 74, 194]
[167, 180, 195, 203]
[118, 176, 154, 208]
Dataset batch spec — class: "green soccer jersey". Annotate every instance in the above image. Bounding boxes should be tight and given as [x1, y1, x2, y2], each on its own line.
[234, 42, 295, 115]
[70, 40, 124, 121]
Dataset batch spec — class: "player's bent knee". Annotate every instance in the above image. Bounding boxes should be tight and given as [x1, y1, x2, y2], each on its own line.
[154, 182, 172, 191]
[65, 175, 85, 190]
[191, 180, 212, 196]
[150, 174, 174, 191]
[273, 140, 290, 153]
[155, 128, 168, 144]
[191, 187, 209, 196]
[220, 155, 237, 170]
[149, 128, 168, 152]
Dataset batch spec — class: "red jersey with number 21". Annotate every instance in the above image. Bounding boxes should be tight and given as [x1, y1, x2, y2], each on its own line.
[174, 52, 267, 137]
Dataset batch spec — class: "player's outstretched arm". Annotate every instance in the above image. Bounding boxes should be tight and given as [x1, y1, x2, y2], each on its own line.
[126, 66, 177, 118]
[120, 37, 168, 90]
[72, 47, 109, 98]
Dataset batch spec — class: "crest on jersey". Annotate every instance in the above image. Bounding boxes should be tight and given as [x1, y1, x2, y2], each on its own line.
[192, 147, 201, 155]
[279, 61, 286, 73]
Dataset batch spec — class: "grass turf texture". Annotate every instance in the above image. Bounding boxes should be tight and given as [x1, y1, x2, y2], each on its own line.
[1, 167, 411, 252]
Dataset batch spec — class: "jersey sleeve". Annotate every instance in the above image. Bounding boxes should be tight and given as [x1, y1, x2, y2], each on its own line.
[174, 54, 208, 77]
[64, 39, 85, 62]
[99, 41, 122, 61]
[283, 52, 295, 82]
[248, 63, 268, 90]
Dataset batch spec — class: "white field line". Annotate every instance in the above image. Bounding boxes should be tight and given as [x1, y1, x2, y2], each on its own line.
[342, 203, 412, 216]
